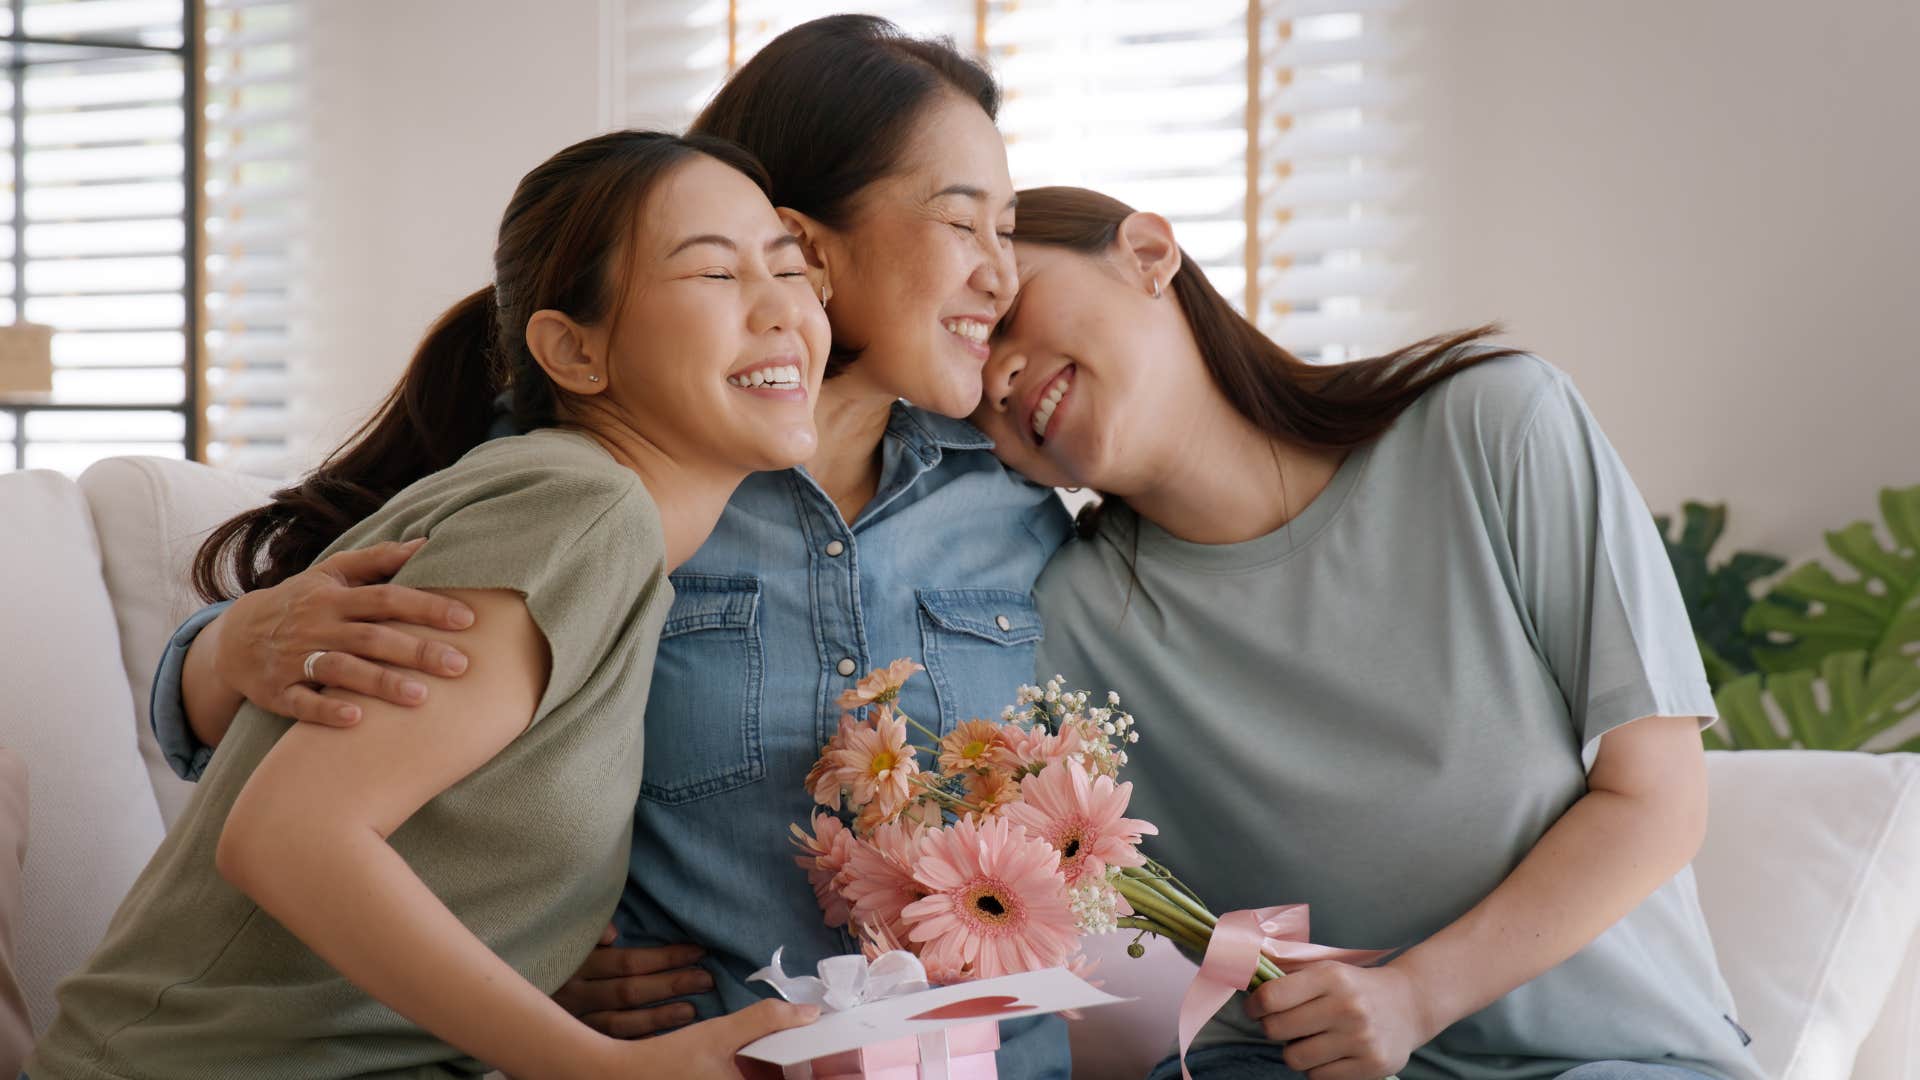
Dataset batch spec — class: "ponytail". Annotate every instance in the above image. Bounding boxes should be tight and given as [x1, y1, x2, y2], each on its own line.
[192, 287, 502, 600]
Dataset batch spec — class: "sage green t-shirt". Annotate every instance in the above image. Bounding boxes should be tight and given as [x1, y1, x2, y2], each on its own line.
[29, 428, 672, 1080]
[1034, 356, 1765, 1080]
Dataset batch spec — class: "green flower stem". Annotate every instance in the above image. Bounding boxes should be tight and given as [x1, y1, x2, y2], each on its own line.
[1115, 875, 1216, 946]
[1124, 866, 1218, 930]
[1116, 871, 1285, 986]
[893, 707, 945, 746]
[1116, 916, 1207, 955]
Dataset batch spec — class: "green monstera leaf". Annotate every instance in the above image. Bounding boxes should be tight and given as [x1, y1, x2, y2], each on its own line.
[1653, 501, 1785, 687]
[1708, 649, 1920, 752]
[1745, 484, 1920, 674]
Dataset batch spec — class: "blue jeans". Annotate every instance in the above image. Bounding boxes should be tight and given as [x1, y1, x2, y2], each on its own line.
[1148, 1045, 1720, 1080]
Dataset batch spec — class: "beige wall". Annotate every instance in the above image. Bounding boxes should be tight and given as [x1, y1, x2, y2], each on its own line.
[1398, 0, 1920, 562]
[292, 0, 603, 467]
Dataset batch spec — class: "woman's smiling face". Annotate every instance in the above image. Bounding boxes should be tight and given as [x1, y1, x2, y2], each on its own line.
[971, 231, 1194, 493]
[811, 90, 1020, 418]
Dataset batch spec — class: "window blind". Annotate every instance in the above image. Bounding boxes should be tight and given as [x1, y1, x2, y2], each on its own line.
[202, 0, 301, 476]
[609, 1, 1413, 362]
[0, 0, 192, 473]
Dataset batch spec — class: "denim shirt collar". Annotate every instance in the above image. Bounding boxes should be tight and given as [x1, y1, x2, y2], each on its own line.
[801, 402, 994, 527]
[886, 401, 994, 457]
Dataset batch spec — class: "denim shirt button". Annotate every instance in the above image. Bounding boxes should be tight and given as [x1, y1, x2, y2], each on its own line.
[837, 657, 857, 676]
[995, 614, 1013, 631]
[825, 540, 845, 557]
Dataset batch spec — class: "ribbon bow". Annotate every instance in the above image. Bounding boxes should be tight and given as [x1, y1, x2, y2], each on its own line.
[1177, 905, 1392, 1080]
[750, 947, 932, 1014]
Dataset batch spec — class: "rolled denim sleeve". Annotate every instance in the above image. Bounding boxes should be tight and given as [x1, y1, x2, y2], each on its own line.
[151, 600, 232, 782]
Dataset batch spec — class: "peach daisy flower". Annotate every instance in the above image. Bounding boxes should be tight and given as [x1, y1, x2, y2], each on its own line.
[1004, 764, 1158, 886]
[960, 768, 1021, 819]
[938, 718, 1007, 773]
[842, 820, 931, 941]
[901, 816, 1079, 979]
[828, 705, 919, 813]
[836, 658, 926, 710]
[991, 724, 1085, 777]
[805, 715, 862, 810]
[790, 813, 858, 928]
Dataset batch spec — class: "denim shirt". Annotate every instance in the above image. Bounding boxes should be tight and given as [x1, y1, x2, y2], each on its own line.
[150, 403, 1075, 1078]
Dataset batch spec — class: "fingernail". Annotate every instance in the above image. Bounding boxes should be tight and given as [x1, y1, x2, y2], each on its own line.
[442, 649, 469, 674]
[338, 704, 361, 724]
[691, 972, 715, 992]
[400, 680, 427, 702]
[405, 536, 428, 548]
[797, 1005, 821, 1022]
[448, 606, 474, 629]
[672, 1004, 697, 1023]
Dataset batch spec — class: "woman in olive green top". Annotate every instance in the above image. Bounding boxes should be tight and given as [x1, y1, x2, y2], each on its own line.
[28, 131, 828, 1079]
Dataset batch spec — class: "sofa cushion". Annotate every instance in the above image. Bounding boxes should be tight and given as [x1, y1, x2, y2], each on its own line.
[1854, 927, 1919, 1079]
[78, 456, 276, 827]
[0, 750, 33, 1075]
[1693, 750, 1920, 1080]
[0, 470, 165, 1034]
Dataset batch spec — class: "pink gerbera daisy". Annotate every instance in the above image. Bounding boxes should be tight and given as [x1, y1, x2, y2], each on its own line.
[938, 718, 1008, 773]
[991, 724, 1084, 777]
[790, 813, 858, 927]
[1003, 764, 1157, 886]
[901, 816, 1079, 979]
[828, 705, 920, 813]
[842, 820, 931, 941]
[837, 658, 926, 710]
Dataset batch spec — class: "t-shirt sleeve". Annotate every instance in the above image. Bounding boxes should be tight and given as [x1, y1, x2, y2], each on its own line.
[377, 460, 663, 726]
[1503, 370, 1716, 769]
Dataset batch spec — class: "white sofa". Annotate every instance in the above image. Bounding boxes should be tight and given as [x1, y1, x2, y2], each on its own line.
[2, 456, 1917, 1079]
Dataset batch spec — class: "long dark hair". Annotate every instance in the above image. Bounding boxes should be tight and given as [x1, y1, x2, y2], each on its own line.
[691, 13, 997, 374]
[191, 130, 769, 601]
[1011, 186, 1523, 536]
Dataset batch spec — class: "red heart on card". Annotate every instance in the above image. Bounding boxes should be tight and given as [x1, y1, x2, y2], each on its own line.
[909, 995, 1030, 1021]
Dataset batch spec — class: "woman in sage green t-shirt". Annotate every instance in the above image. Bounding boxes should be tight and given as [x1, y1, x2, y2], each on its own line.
[27, 131, 828, 1079]
[967, 188, 1766, 1080]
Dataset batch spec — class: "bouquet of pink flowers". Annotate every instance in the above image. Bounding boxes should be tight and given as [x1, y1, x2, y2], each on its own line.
[790, 659, 1289, 987]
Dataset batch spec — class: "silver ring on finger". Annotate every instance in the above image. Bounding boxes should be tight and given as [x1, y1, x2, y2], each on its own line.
[302, 649, 329, 684]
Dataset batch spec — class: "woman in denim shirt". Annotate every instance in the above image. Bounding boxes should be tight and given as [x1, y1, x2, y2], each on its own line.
[148, 16, 1072, 1078]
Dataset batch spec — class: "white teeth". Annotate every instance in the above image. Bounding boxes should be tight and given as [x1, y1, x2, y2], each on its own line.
[1031, 371, 1071, 439]
[942, 318, 989, 344]
[729, 363, 802, 390]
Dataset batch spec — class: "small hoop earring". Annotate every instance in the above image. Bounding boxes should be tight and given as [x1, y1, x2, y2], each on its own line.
[1151, 278, 1163, 299]
[819, 279, 833, 306]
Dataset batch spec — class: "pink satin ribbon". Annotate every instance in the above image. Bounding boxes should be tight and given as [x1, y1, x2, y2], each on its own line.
[1175, 905, 1391, 1080]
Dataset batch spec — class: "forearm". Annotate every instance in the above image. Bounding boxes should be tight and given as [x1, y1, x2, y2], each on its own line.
[221, 822, 614, 1080]
[181, 612, 246, 749]
[1391, 778, 1706, 1033]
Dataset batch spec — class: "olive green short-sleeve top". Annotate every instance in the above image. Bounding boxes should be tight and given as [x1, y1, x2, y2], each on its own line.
[30, 428, 673, 1080]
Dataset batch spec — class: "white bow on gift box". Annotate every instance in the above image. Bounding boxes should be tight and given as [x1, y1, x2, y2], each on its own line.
[750, 949, 976, 1080]
[751, 947, 931, 1013]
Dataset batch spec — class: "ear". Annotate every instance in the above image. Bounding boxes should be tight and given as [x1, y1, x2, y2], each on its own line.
[777, 206, 837, 303]
[1113, 212, 1182, 297]
[525, 309, 607, 396]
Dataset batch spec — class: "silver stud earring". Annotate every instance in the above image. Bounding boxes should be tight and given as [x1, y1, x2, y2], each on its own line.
[587, 374, 601, 383]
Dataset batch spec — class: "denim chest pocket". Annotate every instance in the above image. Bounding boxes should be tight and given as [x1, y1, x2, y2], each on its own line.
[640, 574, 766, 805]
[915, 587, 1045, 732]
